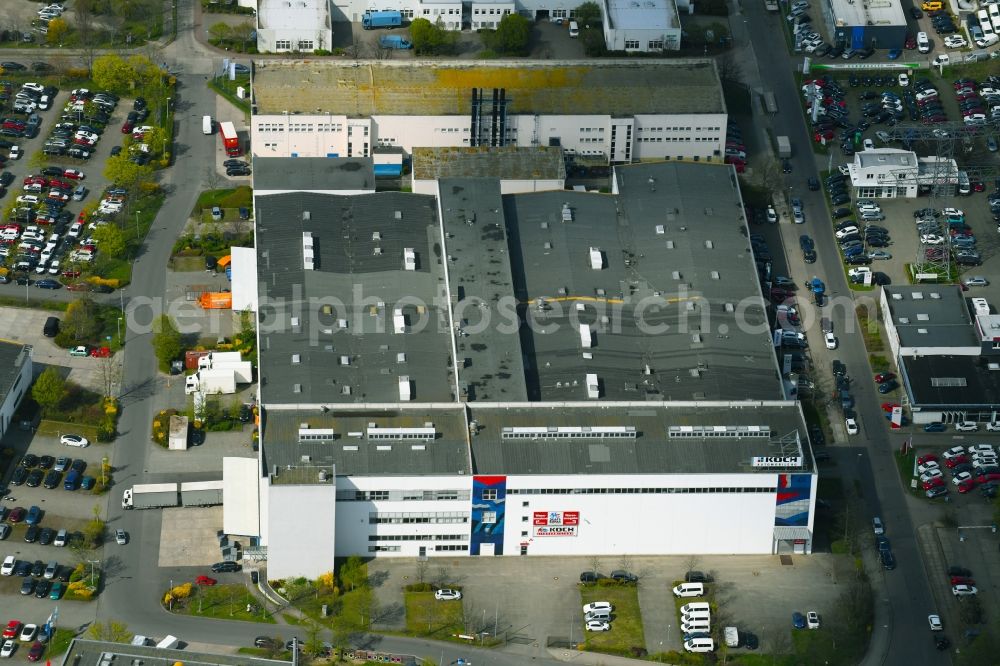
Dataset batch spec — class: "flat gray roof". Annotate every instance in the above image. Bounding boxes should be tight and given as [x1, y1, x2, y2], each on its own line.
[901, 355, 1000, 408]
[251, 59, 725, 117]
[884, 286, 978, 349]
[0, 341, 27, 408]
[263, 407, 471, 478]
[468, 401, 809, 476]
[831, 0, 906, 27]
[439, 178, 529, 402]
[60, 639, 291, 666]
[255, 191, 456, 406]
[498, 163, 779, 401]
[412, 147, 566, 182]
[253, 157, 375, 192]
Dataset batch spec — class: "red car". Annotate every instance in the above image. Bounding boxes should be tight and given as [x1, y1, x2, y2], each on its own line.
[976, 472, 1000, 484]
[2, 621, 21, 639]
[6, 507, 25, 523]
[957, 479, 976, 494]
[47, 178, 71, 190]
[950, 576, 975, 585]
[89, 346, 111, 358]
[921, 478, 945, 490]
[62, 169, 84, 180]
[917, 453, 939, 465]
[27, 641, 43, 662]
[874, 372, 896, 383]
[22, 176, 45, 187]
[195, 575, 217, 586]
[62, 269, 81, 279]
[65, 283, 90, 292]
[120, 122, 134, 134]
[945, 455, 969, 468]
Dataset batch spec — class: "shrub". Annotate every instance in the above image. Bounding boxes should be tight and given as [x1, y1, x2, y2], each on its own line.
[405, 582, 434, 592]
[313, 49, 332, 55]
[151, 408, 179, 446]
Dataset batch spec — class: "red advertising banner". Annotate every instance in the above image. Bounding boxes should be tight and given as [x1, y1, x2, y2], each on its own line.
[533, 511, 580, 526]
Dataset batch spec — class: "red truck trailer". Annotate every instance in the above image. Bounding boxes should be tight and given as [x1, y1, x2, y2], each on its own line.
[219, 121, 241, 157]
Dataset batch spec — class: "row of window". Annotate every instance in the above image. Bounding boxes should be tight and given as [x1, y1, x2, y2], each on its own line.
[639, 126, 722, 133]
[472, 8, 512, 14]
[507, 487, 777, 495]
[580, 128, 605, 133]
[370, 512, 469, 524]
[338, 490, 469, 501]
[366, 545, 469, 552]
[423, 7, 460, 14]
[369, 534, 467, 541]
[257, 124, 345, 133]
[580, 137, 603, 143]
[274, 40, 314, 50]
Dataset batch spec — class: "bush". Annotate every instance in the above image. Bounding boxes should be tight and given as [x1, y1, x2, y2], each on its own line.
[313, 49, 332, 56]
[151, 408, 179, 446]
[405, 582, 434, 592]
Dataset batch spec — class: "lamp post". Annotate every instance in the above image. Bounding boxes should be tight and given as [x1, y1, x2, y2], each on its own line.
[87, 559, 100, 587]
[117, 317, 122, 345]
[135, 210, 140, 238]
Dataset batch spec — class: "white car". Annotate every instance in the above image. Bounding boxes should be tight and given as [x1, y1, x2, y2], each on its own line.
[824, 332, 837, 350]
[766, 206, 778, 224]
[968, 444, 995, 456]
[846, 418, 859, 435]
[933, 53, 950, 66]
[836, 226, 859, 239]
[973, 457, 997, 469]
[944, 35, 967, 48]
[0, 556, 14, 576]
[915, 89, 938, 102]
[434, 588, 462, 600]
[943, 446, 966, 459]
[917, 461, 939, 474]
[952, 584, 977, 596]
[952, 471, 973, 485]
[18, 625, 36, 643]
[848, 267, 870, 278]
[60, 434, 90, 448]
[8, 146, 21, 160]
[806, 611, 820, 629]
[67, 222, 82, 238]
[928, 614, 943, 631]
[585, 620, 610, 632]
[863, 138, 874, 150]
[0, 640, 14, 658]
[963, 277, 989, 287]
[942, 207, 963, 217]
[115, 529, 128, 545]
[920, 234, 945, 245]
[919, 469, 943, 482]
[954, 421, 978, 432]
[15, 195, 39, 205]
[986, 422, 1000, 432]
[583, 602, 613, 614]
[897, 73, 909, 87]
[793, 210, 805, 224]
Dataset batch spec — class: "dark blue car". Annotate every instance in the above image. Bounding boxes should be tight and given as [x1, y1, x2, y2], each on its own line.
[792, 612, 806, 629]
[924, 422, 947, 432]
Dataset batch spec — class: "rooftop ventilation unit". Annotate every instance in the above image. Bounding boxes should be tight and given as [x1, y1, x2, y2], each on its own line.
[562, 204, 573, 222]
[589, 247, 604, 270]
[394, 210, 402, 220]
[403, 248, 416, 271]
[912, 292, 924, 300]
[393, 308, 406, 334]
[302, 211, 311, 220]
[398, 376, 412, 401]
[367, 425, 436, 440]
[302, 232, 314, 270]
[930, 292, 941, 299]
[586, 373, 600, 399]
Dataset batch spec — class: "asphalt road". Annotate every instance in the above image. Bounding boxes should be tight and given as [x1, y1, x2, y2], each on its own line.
[742, 3, 948, 664]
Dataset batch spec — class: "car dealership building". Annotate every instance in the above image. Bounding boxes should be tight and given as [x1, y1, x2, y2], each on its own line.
[228, 159, 818, 578]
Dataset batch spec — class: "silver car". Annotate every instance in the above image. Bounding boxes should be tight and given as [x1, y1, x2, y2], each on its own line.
[964, 276, 989, 287]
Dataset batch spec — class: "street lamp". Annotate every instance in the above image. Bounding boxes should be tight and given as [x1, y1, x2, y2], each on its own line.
[135, 210, 141, 237]
[117, 317, 123, 344]
[87, 559, 101, 587]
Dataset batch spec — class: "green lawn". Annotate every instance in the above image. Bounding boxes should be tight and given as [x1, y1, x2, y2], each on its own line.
[579, 584, 645, 656]
[403, 591, 464, 640]
[194, 187, 253, 213]
[45, 629, 78, 658]
[171, 583, 276, 623]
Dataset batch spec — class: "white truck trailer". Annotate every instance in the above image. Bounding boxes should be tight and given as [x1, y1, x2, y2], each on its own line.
[121, 483, 179, 510]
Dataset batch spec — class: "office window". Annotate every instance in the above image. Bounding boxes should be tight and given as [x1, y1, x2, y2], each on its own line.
[649, 40, 664, 50]
[483, 489, 498, 501]
[625, 40, 639, 49]
[298, 40, 314, 50]
[275, 40, 291, 50]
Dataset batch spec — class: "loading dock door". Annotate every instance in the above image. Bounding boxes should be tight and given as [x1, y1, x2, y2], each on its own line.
[851, 27, 865, 49]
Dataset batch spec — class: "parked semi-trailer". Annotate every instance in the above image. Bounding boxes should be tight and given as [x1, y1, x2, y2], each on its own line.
[180, 480, 224, 507]
[121, 483, 179, 510]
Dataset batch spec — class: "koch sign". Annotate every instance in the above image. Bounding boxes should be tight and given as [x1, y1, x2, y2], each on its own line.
[534, 525, 578, 537]
[533, 511, 580, 526]
[751, 456, 803, 468]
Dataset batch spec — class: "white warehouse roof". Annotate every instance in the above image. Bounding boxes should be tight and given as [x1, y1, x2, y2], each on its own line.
[607, 0, 675, 30]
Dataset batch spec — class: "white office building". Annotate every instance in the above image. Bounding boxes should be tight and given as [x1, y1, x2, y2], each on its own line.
[256, 0, 334, 53]
[249, 59, 727, 165]
[224, 160, 819, 578]
[848, 148, 959, 199]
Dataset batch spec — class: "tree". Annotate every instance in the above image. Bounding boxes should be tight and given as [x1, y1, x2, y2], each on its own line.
[152, 315, 182, 372]
[409, 18, 456, 55]
[104, 154, 154, 189]
[143, 126, 169, 158]
[717, 51, 744, 84]
[92, 224, 127, 257]
[209, 22, 233, 44]
[97, 355, 123, 399]
[46, 17, 70, 45]
[338, 556, 366, 591]
[75, 0, 99, 71]
[32, 367, 67, 414]
[574, 1, 602, 28]
[485, 14, 531, 55]
[88, 620, 132, 643]
[64, 296, 103, 342]
[92, 54, 134, 93]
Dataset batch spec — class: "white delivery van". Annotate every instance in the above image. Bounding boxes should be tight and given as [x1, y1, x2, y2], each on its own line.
[672, 582, 705, 598]
[724, 626, 739, 648]
[680, 602, 711, 615]
[917, 31, 930, 53]
[202, 115, 213, 135]
[569, 21, 579, 37]
[684, 637, 715, 653]
[682, 610, 711, 623]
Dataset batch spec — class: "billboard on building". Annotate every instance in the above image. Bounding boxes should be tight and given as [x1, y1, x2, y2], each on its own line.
[532, 511, 579, 536]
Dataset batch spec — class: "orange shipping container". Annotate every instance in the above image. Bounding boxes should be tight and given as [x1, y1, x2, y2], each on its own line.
[199, 292, 232, 309]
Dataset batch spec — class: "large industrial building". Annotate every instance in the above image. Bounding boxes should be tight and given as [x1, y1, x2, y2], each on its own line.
[225, 157, 819, 578]
[248, 60, 727, 165]
[255, 0, 334, 53]
[0, 342, 32, 442]
[825, 0, 907, 51]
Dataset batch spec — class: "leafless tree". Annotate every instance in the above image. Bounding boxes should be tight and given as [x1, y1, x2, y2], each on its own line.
[97, 355, 124, 399]
[415, 558, 429, 584]
[682, 554, 701, 577]
[617, 554, 634, 577]
[587, 555, 601, 576]
[716, 50, 744, 84]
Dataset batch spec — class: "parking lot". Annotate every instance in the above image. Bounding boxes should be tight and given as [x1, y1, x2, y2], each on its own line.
[368, 553, 850, 656]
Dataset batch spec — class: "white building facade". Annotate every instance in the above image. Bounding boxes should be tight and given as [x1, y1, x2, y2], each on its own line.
[257, 0, 334, 53]
[251, 112, 726, 163]
[601, 0, 680, 52]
